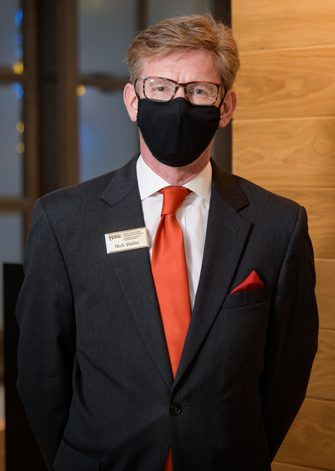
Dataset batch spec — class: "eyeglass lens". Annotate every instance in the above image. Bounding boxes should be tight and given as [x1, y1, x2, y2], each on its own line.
[142, 77, 220, 105]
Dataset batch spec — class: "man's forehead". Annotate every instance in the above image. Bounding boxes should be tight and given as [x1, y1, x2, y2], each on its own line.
[139, 49, 220, 82]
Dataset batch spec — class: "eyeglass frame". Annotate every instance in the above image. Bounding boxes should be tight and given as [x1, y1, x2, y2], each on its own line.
[134, 76, 226, 106]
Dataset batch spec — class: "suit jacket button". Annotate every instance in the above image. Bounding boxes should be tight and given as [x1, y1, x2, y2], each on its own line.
[170, 403, 182, 416]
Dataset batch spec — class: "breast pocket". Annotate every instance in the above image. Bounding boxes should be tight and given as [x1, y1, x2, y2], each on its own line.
[53, 440, 101, 471]
[215, 287, 272, 375]
[223, 286, 271, 310]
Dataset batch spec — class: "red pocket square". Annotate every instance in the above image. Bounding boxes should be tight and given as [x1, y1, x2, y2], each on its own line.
[230, 270, 264, 294]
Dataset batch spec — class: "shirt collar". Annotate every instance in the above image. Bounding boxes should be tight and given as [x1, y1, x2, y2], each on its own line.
[136, 155, 212, 201]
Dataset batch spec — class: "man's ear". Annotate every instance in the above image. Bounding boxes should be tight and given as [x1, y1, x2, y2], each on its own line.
[219, 90, 237, 128]
[123, 83, 138, 122]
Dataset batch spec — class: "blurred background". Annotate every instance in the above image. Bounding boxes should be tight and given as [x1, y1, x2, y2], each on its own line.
[0, 0, 334, 469]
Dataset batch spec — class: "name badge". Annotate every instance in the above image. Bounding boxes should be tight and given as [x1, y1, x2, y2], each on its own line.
[105, 227, 149, 254]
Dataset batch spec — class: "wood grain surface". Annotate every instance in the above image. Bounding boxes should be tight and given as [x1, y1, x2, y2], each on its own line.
[233, 0, 335, 51]
[315, 259, 335, 330]
[275, 398, 335, 469]
[307, 330, 335, 401]
[233, 47, 335, 120]
[233, 117, 335, 188]
[272, 462, 325, 471]
[232, 1, 335, 468]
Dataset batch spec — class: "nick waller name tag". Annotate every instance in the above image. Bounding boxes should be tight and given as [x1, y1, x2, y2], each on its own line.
[105, 227, 149, 254]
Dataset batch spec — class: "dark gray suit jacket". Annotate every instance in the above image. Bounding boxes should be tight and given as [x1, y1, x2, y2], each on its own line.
[16, 156, 318, 471]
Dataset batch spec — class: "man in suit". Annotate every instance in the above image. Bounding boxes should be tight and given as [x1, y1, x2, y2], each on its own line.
[16, 14, 318, 471]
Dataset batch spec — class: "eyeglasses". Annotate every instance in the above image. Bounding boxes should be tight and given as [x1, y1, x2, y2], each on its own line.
[135, 76, 225, 106]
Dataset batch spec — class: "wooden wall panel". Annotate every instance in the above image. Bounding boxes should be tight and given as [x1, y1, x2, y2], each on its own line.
[274, 398, 335, 469]
[232, 0, 335, 51]
[315, 259, 335, 330]
[234, 47, 335, 120]
[232, 1, 335, 468]
[233, 118, 335, 188]
[307, 330, 335, 401]
[263, 188, 335, 259]
[272, 463, 324, 471]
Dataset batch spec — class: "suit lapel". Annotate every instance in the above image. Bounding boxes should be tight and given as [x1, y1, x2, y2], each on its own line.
[100, 157, 172, 388]
[174, 162, 252, 385]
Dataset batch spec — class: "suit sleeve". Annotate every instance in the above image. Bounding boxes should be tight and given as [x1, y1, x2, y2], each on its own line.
[260, 205, 318, 460]
[16, 199, 76, 469]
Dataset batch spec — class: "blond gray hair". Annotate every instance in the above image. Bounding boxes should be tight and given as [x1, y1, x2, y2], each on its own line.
[126, 14, 240, 91]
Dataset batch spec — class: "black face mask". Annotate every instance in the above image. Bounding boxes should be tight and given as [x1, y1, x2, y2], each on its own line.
[137, 98, 220, 167]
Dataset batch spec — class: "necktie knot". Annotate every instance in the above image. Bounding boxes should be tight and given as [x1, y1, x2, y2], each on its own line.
[160, 186, 190, 216]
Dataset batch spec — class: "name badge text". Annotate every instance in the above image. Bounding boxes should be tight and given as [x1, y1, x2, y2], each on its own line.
[105, 227, 149, 254]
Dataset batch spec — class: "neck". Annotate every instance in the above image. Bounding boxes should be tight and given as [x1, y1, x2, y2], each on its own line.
[140, 141, 211, 186]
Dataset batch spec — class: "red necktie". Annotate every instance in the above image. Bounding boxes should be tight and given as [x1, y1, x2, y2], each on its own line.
[152, 186, 191, 378]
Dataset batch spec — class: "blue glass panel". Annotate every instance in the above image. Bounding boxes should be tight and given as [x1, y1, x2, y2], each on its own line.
[79, 0, 137, 77]
[79, 87, 138, 182]
[147, 0, 210, 24]
[0, 0, 21, 66]
[0, 85, 24, 196]
[0, 213, 23, 328]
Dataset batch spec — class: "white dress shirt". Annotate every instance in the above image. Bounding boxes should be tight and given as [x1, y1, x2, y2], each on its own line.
[136, 155, 212, 309]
